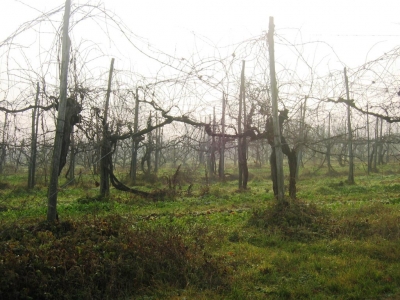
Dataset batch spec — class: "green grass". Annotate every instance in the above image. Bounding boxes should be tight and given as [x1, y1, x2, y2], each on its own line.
[1, 163, 400, 299]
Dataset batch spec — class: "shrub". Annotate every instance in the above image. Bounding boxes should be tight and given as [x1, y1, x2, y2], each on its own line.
[0, 215, 228, 299]
[248, 199, 329, 241]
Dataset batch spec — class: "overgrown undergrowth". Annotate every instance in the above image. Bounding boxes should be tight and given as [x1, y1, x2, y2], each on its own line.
[1, 166, 400, 299]
[248, 199, 329, 241]
[0, 215, 228, 299]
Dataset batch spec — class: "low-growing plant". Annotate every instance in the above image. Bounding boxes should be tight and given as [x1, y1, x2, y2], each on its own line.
[0, 215, 229, 299]
[1, 164, 400, 299]
[198, 184, 210, 197]
[76, 194, 109, 204]
[248, 199, 329, 241]
[0, 181, 11, 190]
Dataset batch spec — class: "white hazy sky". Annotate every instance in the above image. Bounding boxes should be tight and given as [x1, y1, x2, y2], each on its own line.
[1, 0, 399, 68]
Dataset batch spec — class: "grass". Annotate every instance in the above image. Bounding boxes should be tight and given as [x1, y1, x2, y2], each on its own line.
[1, 163, 400, 299]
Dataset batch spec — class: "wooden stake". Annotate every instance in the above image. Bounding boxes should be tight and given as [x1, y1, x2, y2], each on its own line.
[28, 82, 40, 189]
[268, 16, 285, 202]
[344, 67, 354, 183]
[100, 58, 115, 197]
[47, 0, 71, 222]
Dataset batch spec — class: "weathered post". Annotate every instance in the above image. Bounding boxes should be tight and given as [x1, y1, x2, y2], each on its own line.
[47, 0, 71, 222]
[238, 61, 246, 189]
[219, 92, 226, 180]
[268, 16, 285, 202]
[344, 67, 354, 184]
[100, 58, 115, 197]
[28, 82, 40, 189]
[130, 88, 140, 183]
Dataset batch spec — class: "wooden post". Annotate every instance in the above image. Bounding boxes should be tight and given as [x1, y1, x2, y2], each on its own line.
[100, 58, 115, 197]
[219, 92, 226, 180]
[154, 113, 160, 173]
[47, 0, 71, 222]
[130, 88, 140, 183]
[207, 114, 213, 172]
[28, 82, 40, 189]
[367, 104, 370, 174]
[327, 112, 333, 172]
[103, 58, 114, 125]
[145, 112, 152, 174]
[296, 97, 307, 179]
[344, 67, 354, 184]
[67, 127, 75, 183]
[238, 61, 245, 189]
[241, 62, 249, 189]
[373, 117, 378, 171]
[386, 124, 390, 163]
[199, 117, 206, 165]
[211, 107, 216, 174]
[378, 118, 384, 165]
[268, 16, 285, 202]
[0, 112, 8, 174]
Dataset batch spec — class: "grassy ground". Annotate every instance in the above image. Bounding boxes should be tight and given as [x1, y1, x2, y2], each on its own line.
[0, 162, 400, 299]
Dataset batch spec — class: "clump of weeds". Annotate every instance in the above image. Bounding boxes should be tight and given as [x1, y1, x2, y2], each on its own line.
[248, 198, 330, 241]
[0, 215, 229, 299]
